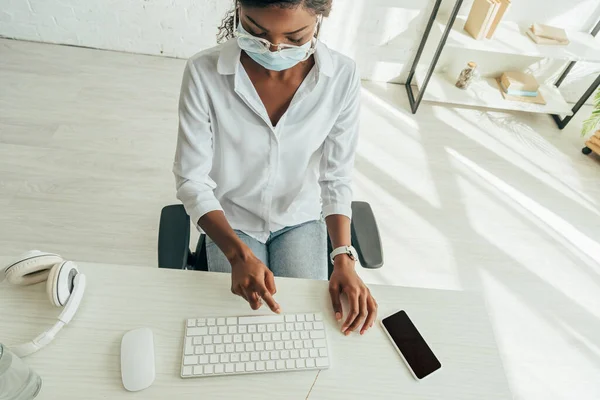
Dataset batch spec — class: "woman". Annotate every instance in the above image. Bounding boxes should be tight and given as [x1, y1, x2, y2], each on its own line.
[173, 0, 377, 335]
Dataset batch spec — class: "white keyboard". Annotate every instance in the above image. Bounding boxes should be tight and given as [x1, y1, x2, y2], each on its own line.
[181, 313, 330, 378]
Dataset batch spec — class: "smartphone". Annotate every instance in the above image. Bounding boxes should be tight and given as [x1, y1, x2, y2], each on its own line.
[381, 310, 441, 380]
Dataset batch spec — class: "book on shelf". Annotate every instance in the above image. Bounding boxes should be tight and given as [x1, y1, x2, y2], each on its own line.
[499, 81, 538, 97]
[500, 71, 540, 92]
[486, 0, 511, 39]
[495, 78, 547, 105]
[526, 25, 570, 45]
[531, 23, 569, 42]
[464, 0, 498, 40]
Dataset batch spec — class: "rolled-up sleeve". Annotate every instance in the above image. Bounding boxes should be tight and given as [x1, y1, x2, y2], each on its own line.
[173, 60, 223, 226]
[319, 65, 360, 219]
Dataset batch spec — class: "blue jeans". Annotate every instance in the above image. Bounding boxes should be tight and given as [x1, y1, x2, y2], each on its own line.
[206, 220, 328, 280]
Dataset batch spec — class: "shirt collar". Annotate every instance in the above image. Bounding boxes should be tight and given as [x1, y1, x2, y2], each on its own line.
[217, 39, 334, 77]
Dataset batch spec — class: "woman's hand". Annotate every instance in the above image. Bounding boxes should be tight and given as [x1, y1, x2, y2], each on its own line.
[329, 256, 378, 335]
[230, 251, 281, 314]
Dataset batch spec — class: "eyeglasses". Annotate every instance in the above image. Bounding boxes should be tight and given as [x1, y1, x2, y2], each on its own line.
[233, 9, 322, 61]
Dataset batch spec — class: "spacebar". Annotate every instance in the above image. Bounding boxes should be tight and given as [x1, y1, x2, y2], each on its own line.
[238, 315, 285, 324]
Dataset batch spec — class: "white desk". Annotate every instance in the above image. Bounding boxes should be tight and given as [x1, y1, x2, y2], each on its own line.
[1, 263, 512, 399]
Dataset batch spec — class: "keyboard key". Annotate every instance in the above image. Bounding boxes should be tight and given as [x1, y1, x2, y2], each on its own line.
[258, 325, 266, 333]
[300, 349, 309, 358]
[291, 350, 300, 359]
[276, 323, 285, 332]
[304, 322, 313, 330]
[294, 341, 303, 349]
[310, 349, 319, 358]
[245, 343, 254, 352]
[243, 334, 252, 343]
[251, 352, 260, 361]
[241, 353, 250, 362]
[285, 341, 294, 350]
[256, 361, 265, 371]
[306, 314, 314, 322]
[217, 318, 226, 326]
[296, 359, 306, 368]
[282, 332, 291, 340]
[184, 355, 198, 365]
[225, 344, 234, 353]
[193, 365, 203, 375]
[314, 313, 323, 321]
[210, 354, 219, 364]
[281, 350, 290, 359]
[188, 327, 208, 336]
[195, 345, 204, 355]
[276, 360, 286, 370]
[262, 333, 272, 341]
[295, 323, 304, 331]
[207, 318, 216, 326]
[304, 340, 313, 349]
[185, 337, 194, 355]
[316, 358, 329, 368]
[233, 335, 242, 343]
[266, 361, 276, 370]
[306, 358, 316, 368]
[218, 326, 227, 335]
[313, 339, 327, 348]
[248, 325, 257, 333]
[301, 331, 309, 340]
[220, 354, 229, 363]
[286, 323, 294, 331]
[226, 317, 237, 325]
[313, 322, 324, 330]
[238, 315, 285, 325]
[297, 314, 305, 322]
[253, 333, 262, 342]
[238, 325, 247, 334]
[319, 348, 328, 357]
[199, 355, 209, 364]
[291, 332, 300, 340]
[286, 360, 295, 369]
[267, 324, 276, 332]
[236, 343, 245, 352]
[215, 364, 225, 374]
[270, 351, 279, 360]
[246, 362, 256, 372]
[182, 366, 193, 376]
[203, 336, 213, 345]
[224, 335, 233, 343]
[310, 331, 325, 339]
[265, 342, 274, 351]
[205, 364, 214, 374]
[205, 345, 214, 354]
[214, 336, 223, 344]
[215, 345, 225, 353]
[197, 318, 206, 326]
[260, 351, 270, 361]
[285, 315, 296, 322]
[275, 342, 284, 350]
[235, 363, 244, 372]
[193, 337, 203, 346]
[187, 319, 196, 327]
[228, 326, 238, 334]
[230, 353, 240, 362]
[255, 342, 265, 351]
[226, 364, 235, 373]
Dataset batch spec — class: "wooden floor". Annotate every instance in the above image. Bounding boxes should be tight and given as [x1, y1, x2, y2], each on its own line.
[2, 38, 600, 399]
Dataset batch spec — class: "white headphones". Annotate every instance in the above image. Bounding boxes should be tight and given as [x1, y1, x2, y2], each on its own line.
[1, 250, 86, 358]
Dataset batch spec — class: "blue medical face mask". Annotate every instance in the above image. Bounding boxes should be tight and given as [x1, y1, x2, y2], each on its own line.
[236, 22, 317, 71]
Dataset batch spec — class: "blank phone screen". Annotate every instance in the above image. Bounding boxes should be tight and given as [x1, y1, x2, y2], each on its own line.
[382, 310, 441, 379]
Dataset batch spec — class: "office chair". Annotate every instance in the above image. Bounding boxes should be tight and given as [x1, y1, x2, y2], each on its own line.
[157, 202, 384, 278]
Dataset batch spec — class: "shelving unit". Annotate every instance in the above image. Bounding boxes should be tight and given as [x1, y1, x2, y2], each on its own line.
[405, 0, 600, 129]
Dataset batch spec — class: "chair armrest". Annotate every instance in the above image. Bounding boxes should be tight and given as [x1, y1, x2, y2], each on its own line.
[158, 204, 191, 269]
[351, 201, 384, 269]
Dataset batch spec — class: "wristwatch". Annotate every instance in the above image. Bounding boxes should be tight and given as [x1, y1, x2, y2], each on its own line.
[330, 245, 359, 264]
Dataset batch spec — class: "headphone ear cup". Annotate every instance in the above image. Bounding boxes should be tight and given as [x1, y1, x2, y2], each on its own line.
[5, 251, 63, 286]
[46, 261, 78, 307]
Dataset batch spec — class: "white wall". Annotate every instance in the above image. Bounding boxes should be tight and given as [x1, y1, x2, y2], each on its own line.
[1, 0, 599, 91]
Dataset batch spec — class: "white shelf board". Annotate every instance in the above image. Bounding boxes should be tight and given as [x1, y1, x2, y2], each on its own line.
[436, 16, 600, 63]
[415, 69, 573, 115]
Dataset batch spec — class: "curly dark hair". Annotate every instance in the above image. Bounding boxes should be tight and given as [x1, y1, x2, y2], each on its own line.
[217, 0, 332, 43]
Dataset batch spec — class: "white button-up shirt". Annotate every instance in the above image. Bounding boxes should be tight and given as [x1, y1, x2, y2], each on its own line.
[173, 38, 360, 243]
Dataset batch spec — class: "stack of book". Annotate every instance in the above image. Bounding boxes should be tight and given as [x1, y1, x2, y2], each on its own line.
[526, 23, 570, 45]
[584, 130, 600, 156]
[464, 0, 512, 40]
[496, 71, 547, 105]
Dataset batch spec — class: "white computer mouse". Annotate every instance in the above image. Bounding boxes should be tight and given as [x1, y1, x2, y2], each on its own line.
[121, 328, 155, 391]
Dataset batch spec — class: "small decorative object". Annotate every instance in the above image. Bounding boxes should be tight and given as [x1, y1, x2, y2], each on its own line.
[456, 62, 478, 89]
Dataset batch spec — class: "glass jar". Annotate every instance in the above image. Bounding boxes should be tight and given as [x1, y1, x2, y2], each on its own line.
[455, 62, 478, 90]
[0, 344, 42, 400]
